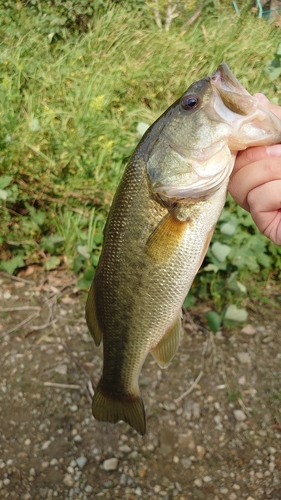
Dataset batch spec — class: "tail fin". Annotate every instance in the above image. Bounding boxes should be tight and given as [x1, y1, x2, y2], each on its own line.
[92, 381, 146, 436]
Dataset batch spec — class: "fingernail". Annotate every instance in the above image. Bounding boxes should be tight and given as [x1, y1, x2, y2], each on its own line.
[266, 144, 281, 157]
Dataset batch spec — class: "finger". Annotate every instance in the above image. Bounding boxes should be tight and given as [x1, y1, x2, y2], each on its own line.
[234, 144, 281, 172]
[248, 181, 281, 245]
[228, 157, 281, 211]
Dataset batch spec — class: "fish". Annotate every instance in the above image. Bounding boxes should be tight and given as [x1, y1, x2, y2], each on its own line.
[86, 63, 281, 435]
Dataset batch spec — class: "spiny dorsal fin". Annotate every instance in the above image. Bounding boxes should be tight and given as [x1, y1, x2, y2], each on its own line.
[150, 311, 182, 368]
[92, 382, 146, 436]
[85, 283, 103, 346]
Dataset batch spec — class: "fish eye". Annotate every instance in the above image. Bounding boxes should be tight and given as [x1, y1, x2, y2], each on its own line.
[181, 95, 199, 111]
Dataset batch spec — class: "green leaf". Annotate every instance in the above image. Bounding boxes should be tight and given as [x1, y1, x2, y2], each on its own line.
[44, 256, 60, 270]
[0, 175, 12, 189]
[41, 235, 64, 254]
[183, 290, 196, 308]
[0, 256, 25, 274]
[211, 242, 231, 262]
[205, 310, 222, 333]
[77, 245, 90, 258]
[220, 221, 237, 236]
[0, 189, 8, 200]
[224, 305, 248, 322]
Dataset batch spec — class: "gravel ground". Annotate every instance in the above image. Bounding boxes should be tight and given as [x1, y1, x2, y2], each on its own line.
[0, 270, 281, 500]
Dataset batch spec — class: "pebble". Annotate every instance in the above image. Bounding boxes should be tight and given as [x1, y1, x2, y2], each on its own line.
[241, 324, 256, 335]
[63, 474, 74, 487]
[69, 405, 78, 413]
[41, 440, 51, 450]
[54, 364, 68, 375]
[194, 479, 202, 487]
[76, 456, 87, 469]
[237, 352, 251, 364]
[73, 434, 82, 443]
[85, 485, 93, 493]
[203, 475, 212, 483]
[196, 445, 206, 458]
[103, 458, 118, 471]
[233, 409, 247, 422]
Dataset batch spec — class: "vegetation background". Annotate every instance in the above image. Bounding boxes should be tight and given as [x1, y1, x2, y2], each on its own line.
[0, 0, 281, 328]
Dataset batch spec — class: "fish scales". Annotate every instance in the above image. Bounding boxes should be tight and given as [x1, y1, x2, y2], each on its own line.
[86, 63, 281, 435]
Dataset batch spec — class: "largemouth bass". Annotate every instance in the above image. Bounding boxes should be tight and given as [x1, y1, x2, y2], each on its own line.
[86, 63, 281, 435]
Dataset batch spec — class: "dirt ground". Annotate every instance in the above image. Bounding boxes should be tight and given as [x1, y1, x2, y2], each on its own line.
[0, 269, 281, 500]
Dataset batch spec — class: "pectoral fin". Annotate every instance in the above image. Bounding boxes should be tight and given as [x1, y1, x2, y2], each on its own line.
[85, 283, 103, 346]
[146, 209, 190, 262]
[150, 312, 182, 368]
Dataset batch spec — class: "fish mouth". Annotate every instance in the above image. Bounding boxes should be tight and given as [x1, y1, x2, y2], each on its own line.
[210, 62, 257, 116]
[207, 62, 281, 150]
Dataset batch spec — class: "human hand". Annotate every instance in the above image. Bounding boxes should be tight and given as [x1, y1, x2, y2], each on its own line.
[228, 94, 281, 245]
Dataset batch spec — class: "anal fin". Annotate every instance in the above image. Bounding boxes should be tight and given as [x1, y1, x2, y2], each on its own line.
[85, 282, 103, 346]
[92, 381, 146, 436]
[150, 312, 182, 368]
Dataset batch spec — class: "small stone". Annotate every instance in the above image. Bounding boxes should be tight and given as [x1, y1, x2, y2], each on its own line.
[41, 440, 51, 450]
[118, 444, 131, 453]
[203, 475, 212, 483]
[173, 455, 179, 463]
[196, 445, 206, 458]
[25, 439, 31, 446]
[238, 376, 246, 385]
[268, 447, 277, 454]
[181, 458, 192, 469]
[76, 456, 87, 469]
[193, 402, 201, 419]
[103, 458, 118, 471]
[241, 324, 256, 335]
[50, 458, 59, 466]
[233, 409, 247, 422]
[85, 485, 93, 493]
[229, 494, 237, 500]
[69, 405, 78, 413]
[3, 478, 10, 485]
[194, 479, 202, 487]
[246, 497, 255, 500]
[237, 352, 251, 364]
[54, 364, 68, 375]
[63, 474, 74, 487]
[73, 434, 82, 443]
[220, 487, 228, 494]
[41, 461, 49, 469]
[29, 468, 36, 477]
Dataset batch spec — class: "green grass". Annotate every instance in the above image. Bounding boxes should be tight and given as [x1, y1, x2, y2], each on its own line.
[0, 3, 281, 300]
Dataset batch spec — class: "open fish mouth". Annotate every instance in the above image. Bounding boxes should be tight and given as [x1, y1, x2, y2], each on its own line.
[209, 62, 257, 118]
